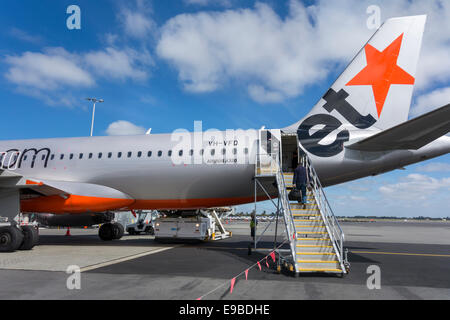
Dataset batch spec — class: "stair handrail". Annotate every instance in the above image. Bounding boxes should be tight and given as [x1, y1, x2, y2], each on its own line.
[255, 151, 298, 271]
[303, 156, 345, 270]
[275, 157, 298, 271]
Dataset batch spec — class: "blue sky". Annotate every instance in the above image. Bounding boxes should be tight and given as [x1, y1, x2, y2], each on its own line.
[0, 0, 449, 217]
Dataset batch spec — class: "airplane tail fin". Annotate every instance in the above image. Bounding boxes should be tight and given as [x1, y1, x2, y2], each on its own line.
[284, 15, 426, 133]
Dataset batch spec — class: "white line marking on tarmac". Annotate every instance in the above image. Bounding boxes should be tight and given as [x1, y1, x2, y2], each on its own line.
[80, 246, 180, 272]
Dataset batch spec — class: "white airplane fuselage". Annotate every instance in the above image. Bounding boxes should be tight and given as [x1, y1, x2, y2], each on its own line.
[1, 130, 449, 214]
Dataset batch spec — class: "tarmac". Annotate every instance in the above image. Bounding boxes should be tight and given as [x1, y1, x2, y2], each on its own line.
[0, 220, 449, 300]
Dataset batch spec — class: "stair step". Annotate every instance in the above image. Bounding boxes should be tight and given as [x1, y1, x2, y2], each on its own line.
[297, 260, 339, 263]
[297, 252, 335, 255]
[296, 231, 328, 234]
[297, 260, 341, 270]
[297, 268, 343, 273]
[292, 213, 321, 217]
[296, 245, 333, 248]
[296, 238, 332, 246]
[297, 257, 338, 262]
[293, 220, 324, 226]
[295, 227, 327, 233]
[296, 253, 337, 261]
[296, 245, 334, 253]
[295, 225, 326, 228]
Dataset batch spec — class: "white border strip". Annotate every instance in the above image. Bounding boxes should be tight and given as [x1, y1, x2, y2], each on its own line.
[80, 246, 179, 272]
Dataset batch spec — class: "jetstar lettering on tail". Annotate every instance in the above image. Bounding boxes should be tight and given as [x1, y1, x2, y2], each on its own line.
[297, 88, 373, 157]
[298, 33, 417, 158]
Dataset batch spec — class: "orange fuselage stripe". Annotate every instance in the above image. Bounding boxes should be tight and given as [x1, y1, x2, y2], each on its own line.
[21, 195, 269, 214]
[21, 195, 135, 214]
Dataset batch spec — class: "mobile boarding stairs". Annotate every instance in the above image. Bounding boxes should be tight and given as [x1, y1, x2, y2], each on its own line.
[254, 134, 349, 276]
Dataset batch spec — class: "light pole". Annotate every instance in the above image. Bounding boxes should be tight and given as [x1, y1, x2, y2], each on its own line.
[86, 98, 104, 137]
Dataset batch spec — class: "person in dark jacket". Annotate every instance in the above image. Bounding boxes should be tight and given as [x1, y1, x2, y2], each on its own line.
[291, 152, 298, 172]
[293, 163, 309, 203]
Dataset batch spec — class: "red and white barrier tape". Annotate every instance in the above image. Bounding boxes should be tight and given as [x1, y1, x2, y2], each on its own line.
[195, 240, 288, 300]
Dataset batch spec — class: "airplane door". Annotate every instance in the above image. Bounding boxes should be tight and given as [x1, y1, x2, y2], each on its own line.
[258, 129, 282, 173]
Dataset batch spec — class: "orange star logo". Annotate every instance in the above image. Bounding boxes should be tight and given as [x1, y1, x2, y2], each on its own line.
[346, 33, 415, 118]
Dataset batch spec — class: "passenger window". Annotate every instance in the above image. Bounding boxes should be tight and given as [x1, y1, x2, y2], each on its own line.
[98, 153, 102, 159]
[189, 149, 194, 156]
[70, 154, 74, 160]
[211, 149, 215, 156]
[79, 153, 83, 159]
[137, 151, 142, 158]
[118, 152, 122, 158]
[89, 153, 93, 159]
[179, 150, 183, 156]
[222, 148, 226, 155]
[244, 148, 249, 154]
[51, 154, 55, 160]
[127, 152, 132, 158]
[60, 154, 64, 160]
[147, 151, 152, 157]
[233, 148, 237, 155]
[200, 149, 204, 155]
[158, 151, 162, 157]
[42, 155, 46, 160]
[108, 152, 112, 158]
[168, 150, 172, 157]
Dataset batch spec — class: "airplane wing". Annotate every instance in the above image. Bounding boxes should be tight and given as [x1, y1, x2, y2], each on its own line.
[346, 103, 450, 152]
[0, 169, 131, 199]
[28, 179, 132, 199]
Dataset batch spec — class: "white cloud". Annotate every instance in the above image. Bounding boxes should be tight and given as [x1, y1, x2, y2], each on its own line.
[9, 27, 44, 45]
[84, 47, 152, 81]
[106, 120, 147, 135]
[157, 1, 350, 102]
[349, 195, 367, 201]
[3, 46, 153, 106]
[118, 0, 156, 40]
[184, 0, 232, 7]
[13, 87, 79, 108]
[415, 162, 450, 173]
[3, 1, 158, 107]
[379, 173, 450, 201]
[4, 48, 94, 91]
[104, 33, 119, 46]
[324, 172, 450, 217]
[411, 86, 450, 117]
[157, 0, 450, 103]
[248, 85, 284, 104]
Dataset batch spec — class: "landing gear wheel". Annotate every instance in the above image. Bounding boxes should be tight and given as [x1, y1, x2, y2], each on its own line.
[19, 226, 39, 250]
[99, 223, 114, 241]
[112, 223, 124, 240]
[0, 226, 24, 252]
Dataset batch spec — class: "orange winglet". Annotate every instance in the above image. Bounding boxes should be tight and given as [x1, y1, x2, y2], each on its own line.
[25, 180, 44, 186]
